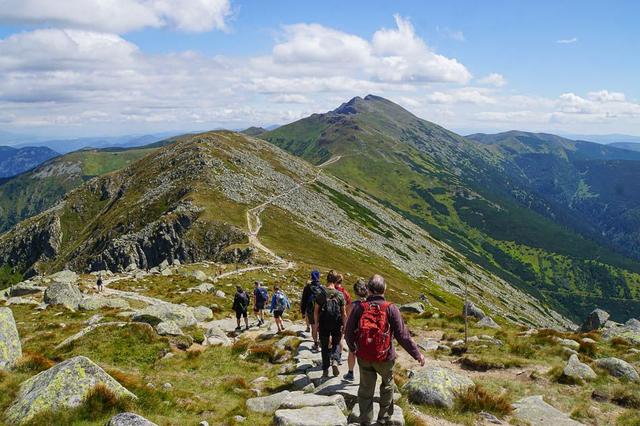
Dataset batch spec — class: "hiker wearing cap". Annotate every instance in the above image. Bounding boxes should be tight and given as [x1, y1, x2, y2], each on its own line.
[301, 270, 323, 350]
[232, 285, 250, 331]
[345, 274, 425, 425]
[253, 281, 268, 326]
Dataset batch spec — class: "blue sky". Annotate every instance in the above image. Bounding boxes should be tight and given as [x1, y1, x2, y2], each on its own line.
[0, 0, 639, 138]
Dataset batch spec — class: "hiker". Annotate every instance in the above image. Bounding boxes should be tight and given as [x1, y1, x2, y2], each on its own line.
[334, 273, 352, 364]
[343, 278, 368, 381]
[302, 270, 323, 350]
[314, 270, 347, 378]
[232, 286, 250, 331]
[253, 281, 268, 326]
[300, 280, 312, 332]
[270, 285, 291, 332]
[345, 274, 425, 425]
[96, 273, 104, 293]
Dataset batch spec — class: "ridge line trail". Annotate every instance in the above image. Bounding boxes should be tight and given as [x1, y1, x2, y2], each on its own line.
[245, 155, 341, 263]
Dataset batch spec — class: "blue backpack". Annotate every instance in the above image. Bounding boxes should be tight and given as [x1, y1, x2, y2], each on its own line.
[274, 292, 288, 311]
[256, 287, 268, 303]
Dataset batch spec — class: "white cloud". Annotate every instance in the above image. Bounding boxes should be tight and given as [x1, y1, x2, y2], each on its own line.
[426, 88, 495, 105]
[0, 0, 231, 33]
[556, 37, 578, 44]
[437, 26, 465, 42]
[478, 73, 506, 87]
[587, 90, 626, 102]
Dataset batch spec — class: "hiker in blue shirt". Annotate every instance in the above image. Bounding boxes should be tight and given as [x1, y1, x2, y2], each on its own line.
[253, 281, 269, 326]
[270, 285, 291, 332]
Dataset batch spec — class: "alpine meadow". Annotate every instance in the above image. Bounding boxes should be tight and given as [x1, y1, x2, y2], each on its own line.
[0, 2, 639, 426]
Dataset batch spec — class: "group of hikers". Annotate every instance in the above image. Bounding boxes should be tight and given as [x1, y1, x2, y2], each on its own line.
[232, 269, 424, 425]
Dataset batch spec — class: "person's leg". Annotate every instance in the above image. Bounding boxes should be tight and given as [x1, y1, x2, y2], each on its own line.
[305, 314, 310, 332]
[344, 351, 356, 380]
[311, 321, 319, 350]
[330, 328, 341, 376]
[373, 360, 395, 423]
[243, 311, 249, 329]
[236, 311, 241, 328]
[357, 359, 378, 425]
[319, 330, 330, 375]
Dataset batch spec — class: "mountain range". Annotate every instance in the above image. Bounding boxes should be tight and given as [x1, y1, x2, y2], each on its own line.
[0, 95, 639, 325]
[0, 146, 59, 178]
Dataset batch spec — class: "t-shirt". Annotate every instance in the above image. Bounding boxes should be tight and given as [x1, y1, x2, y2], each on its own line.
[335, 285, 352, 306]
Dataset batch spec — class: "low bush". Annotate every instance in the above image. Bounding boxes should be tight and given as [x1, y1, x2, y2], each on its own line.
[455, 385, 513, 416]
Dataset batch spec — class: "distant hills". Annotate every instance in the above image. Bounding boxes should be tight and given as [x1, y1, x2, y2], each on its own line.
[263, 95, 640, 321]
[609, 142, 640, 152]
[0, 146, 59, 178]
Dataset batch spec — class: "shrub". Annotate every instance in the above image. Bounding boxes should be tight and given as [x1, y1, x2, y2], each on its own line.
[612, 386, 640, 409]
[460, 356, 505, 372]
[508, 341, 535, 358]
[455, 385, 513, 416]
[81, 384, 134, 420]
[14, 353, 55, 373]
[579, 340, 597, 357]
[610, 337, 630, 347]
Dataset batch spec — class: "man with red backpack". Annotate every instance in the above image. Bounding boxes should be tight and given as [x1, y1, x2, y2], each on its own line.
[345, 274, 425, 425]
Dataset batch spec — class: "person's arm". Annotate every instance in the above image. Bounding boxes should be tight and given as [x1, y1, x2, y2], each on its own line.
[388, 304, 424, 364]
[269, 295, 275, 312]
[344, 303, 361, 352]
[300, 286, 309, 313]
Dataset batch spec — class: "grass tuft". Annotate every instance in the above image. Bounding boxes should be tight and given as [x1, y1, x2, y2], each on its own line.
[14, 352, 55, 374]
[455, 385, 513, 416]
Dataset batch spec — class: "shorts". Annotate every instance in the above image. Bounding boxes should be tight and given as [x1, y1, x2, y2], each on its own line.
[235, 310, 248, 320]
[273, 310, 284, 318]
[253, 303, 264, 312]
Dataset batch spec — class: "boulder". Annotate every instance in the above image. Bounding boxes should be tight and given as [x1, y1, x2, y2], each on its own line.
[403, 366, 473, 408]
[78, 296, 130, 311]
[0, 307, 22, 369]
[192, 306, 213, 322]
[463, 301, 485, 320]
[603, 318, 640, 345]
[556, 338, 580, 351]
[6, 297, 39, 306]
[512, 395, 584, 426]
[204, 326, 231, 346]
[291, 374, 311, 390]
[348, 403, 404, 425]
[476, 316, 501, 329]
[398, 302, 425, 314]
[9, 282, 44, 297]
[155, 321, 184, 336]
[43, 281, 82, 310]
[107, 412, 157, 426]
[595, 357, 639, 382]
[417, 339, 440, 352]
[579, 309, 610, 332]
[247, 390, 296, 413]
[132, 304, 197, 328]
[48, 270, 78, 284]
[279, 393, 346, 413]
[188, 283, 215, 294]
[191, 270, 208, 282]
[274, 405, 347, 426]
[215, 290, 226, 298]
[563, 354, 596, 382]
[5, 356, 136, 424]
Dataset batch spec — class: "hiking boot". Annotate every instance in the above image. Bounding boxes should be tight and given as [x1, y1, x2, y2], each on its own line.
[311, 343, 319, 352]
[331, 360, 340, 377]
[343, 371, 354, 381]
[235, 326, 241, 331]
[245, 326, 250, 331]
[305, 326, 310, 333]
[321, 369, 329, 379]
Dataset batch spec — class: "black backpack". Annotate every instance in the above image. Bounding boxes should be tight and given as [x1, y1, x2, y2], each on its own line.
[306, 283, 324, 317]
[320, 290, 342, 326]
[237, 292, 249, 310]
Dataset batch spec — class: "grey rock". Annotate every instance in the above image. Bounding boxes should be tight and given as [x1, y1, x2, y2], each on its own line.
[107, 412, 157, 426]
[246, 390, 297, 413]
[155, 321, 184, 336]
[595, 357, 639, 382]
[398, 302, 425, 314]
[463, 301, 485, 320]
[191, 270, 208, 281]
[580, 309, 610, 332]
[603, 318, 640, 345]
[48, 270, 78, 284]
[192, 306, 213, 322]
[9, 282, 44, 297]
[0, 307, 22, 369]
[215, 290, 226, 298]
[556, 338, 580, 350]
[188, 283, 215, 294]
[476, 316, 501, 329]
[279, 393, 346, 413]
[563, 354, 596, 381]
[43, 281, 82, 310]
[348, 403, 404, 425]
[291, 374, 311, 390]
[78, 296, 130, 311]
[512, 395, 584, 425]
[232, 416, 245, 423]
[403, 366, 473, 408]
[132, 304, 197, 328]
[6, 356, 136, 424]
[418, 339, 439, 352]
[274, 405, 347, 426]
[6, 297, 39, 306]
[204, 326, 231, 346]
[86, 314, 103, 325]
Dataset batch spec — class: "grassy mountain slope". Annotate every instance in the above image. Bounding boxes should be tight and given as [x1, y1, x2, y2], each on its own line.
[262, 96, 640, 321]
[0, 145, 163, 234]
[0, 131, 572, 328]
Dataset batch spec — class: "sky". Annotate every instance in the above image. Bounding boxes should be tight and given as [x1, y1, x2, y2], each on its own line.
[0, 0, 639, 139]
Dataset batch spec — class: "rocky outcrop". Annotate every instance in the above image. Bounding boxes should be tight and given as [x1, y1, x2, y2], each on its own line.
[603, 318, 640, 344]
[579, 309, 610, 332]
[132, 304, 197, 328]
[562, 354, 596, 382]
[0, 307, 22, 369]
[463, 301, 485, 320]
[512, 395, 584, 425]
[107, 412, 157, 426]
[403, 366, 473, 408]
[274, 406, 348, 426]
[78, 295, 130, 311]
[5, 356, 136, 424]
[398, 302, 425, 314]
[595, 357, 639, 382]
[247, 390, 299, 413]
[203, 326, 231, 346]
[43, 281, 82, 310]
[155, 321, 183, 336]
[476, 316, 501, 329]
[8, 282, 45, 297]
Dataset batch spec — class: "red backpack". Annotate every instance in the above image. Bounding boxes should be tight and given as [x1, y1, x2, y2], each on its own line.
[356, 301, 392, 362]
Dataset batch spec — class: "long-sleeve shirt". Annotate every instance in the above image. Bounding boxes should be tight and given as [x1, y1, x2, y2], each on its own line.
[270, 291, 291, 312]
[300, 283, 312, 314]
[344, 295, 422, 362]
